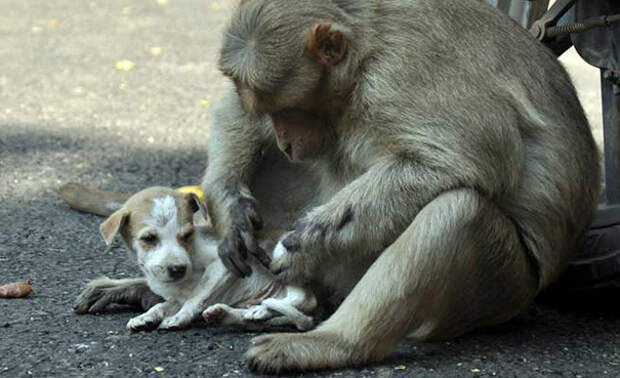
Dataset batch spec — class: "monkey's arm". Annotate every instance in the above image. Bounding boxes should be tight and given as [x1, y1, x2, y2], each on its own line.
[274, 159, 459, 280]
[202, 87, 273, 277]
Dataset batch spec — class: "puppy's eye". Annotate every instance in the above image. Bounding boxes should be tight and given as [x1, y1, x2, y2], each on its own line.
[140, 234, 158, 244]
[178, 228, 194, 241]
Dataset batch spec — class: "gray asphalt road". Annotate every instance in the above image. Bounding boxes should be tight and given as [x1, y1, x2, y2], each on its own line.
[1, 1, 620, 377]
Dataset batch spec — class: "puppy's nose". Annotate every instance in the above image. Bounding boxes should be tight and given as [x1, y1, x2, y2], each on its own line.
[167, 265, 187, 280]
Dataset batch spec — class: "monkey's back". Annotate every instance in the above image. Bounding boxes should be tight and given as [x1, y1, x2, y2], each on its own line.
[357, 0, 601, 289]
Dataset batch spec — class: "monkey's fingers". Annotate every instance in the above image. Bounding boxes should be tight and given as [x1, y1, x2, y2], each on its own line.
[218, 236, 252, 278]
[282, 231, 301, 252]
[88, 293, 116, 314]
[251, 246, 272, 269]
[241, 230, 271, 268]
[246, 206, 263, 231]
[227, 254, 252, 278]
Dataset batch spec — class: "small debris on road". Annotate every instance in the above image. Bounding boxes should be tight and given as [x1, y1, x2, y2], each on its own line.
[0, 279, 33, 298]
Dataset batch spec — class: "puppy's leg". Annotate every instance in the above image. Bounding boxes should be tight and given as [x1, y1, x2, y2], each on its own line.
[243, 305, 273, 322]
[246, 189, 538, 373]
[158, 260, 236, 330]
[203, 303, 251, 325]
[127, 301, 181, 332]
[74, 276, 163, 314]
[259, 286, 316, 331]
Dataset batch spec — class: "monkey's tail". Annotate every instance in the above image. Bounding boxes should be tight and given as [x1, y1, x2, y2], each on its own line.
[56, 183, 130, 217]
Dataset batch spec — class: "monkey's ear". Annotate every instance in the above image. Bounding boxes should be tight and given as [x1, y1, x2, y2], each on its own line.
[307, 23, 348, 66]
[100, 209, 130, 246]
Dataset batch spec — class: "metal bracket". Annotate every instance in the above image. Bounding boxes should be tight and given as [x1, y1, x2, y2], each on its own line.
[530, 0, 576, 40]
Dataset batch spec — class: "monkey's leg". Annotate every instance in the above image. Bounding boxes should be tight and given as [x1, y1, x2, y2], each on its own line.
[247, 188, 539, 373]
[74, 277, 163, 314]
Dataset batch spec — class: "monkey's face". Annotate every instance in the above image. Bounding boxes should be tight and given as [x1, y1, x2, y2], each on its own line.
[271, 110, 325, 162]
[219, 0, 350, 162]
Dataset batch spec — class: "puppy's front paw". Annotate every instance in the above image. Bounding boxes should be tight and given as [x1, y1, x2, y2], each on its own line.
[158, 311, 193, 330]
[202, 304, 231, 324]
[127, 312, 161, 332]
[244, 305, 272, 322]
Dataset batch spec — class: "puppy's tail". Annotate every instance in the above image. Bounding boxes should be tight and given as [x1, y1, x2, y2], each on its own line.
[56, 183, 130, 217]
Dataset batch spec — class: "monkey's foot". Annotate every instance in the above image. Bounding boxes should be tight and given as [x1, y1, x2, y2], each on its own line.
[246, 331, 359, 373]
[74, 277, 117, 314]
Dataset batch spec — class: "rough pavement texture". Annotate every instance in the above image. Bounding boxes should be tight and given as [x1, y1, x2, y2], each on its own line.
[1, 1, 619, 377]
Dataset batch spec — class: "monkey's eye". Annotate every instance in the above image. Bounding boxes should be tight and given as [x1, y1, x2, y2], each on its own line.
[140, 234, 158, 245]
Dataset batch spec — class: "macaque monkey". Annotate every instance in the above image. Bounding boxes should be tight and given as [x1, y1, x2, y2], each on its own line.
[200, 0, 601, 373]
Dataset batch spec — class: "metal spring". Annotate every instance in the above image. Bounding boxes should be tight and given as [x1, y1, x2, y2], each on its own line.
[546, 14, 620, 38]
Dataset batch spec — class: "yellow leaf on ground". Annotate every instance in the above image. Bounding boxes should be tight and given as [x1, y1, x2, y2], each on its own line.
[49, 19, 59, 27]
[150, 47, 163, 56]
[115, 60, 135, 71]
[199, 99, 210, 107]
[153, 366, 165, 372]
[394, 365, 406, 371]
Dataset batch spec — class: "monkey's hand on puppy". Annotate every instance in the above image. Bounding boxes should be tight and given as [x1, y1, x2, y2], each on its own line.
[270, 206, 352, 283]
[217, 196, 271, 278]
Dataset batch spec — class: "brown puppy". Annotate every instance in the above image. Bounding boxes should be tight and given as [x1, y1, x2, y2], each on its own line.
[67, 185, 317, 332]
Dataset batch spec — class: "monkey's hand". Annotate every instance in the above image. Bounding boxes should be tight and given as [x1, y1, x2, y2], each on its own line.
[269, 209, 349, 284]
[217, 196, 271, 278]
[270, 237, 315, 284]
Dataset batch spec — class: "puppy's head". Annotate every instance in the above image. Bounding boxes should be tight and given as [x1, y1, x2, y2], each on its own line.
[100, 187, 208, 284]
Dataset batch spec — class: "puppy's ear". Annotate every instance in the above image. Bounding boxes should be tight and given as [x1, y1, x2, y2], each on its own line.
[100, 209, 130, 246]
[187, 193, 209, 223]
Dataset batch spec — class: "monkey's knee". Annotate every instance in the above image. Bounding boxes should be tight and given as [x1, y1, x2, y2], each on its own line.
[324, 189, 538, 347]
[404, 189, 539, 340]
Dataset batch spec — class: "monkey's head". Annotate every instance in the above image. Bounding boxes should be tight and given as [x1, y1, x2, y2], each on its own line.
[219, 0, 354, 161]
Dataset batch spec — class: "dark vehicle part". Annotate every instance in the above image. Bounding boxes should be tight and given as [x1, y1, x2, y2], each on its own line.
[488, 0, 550, 28]
[490, 0, 620, 290]
[565, 0, 620, 291]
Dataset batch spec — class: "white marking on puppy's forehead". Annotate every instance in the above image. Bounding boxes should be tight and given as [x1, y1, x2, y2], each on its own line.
[148, 195, 178, 227]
